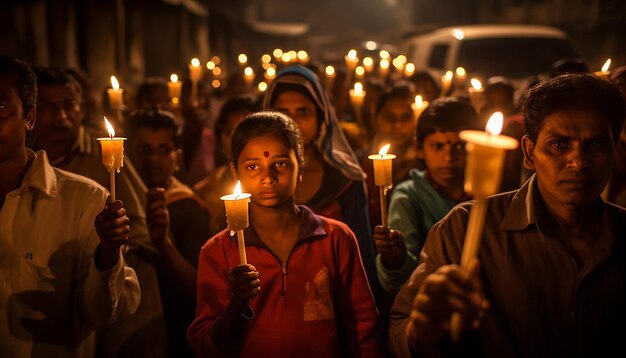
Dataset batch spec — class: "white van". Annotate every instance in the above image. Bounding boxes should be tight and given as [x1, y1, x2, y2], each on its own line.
[402, 24, 581, 87]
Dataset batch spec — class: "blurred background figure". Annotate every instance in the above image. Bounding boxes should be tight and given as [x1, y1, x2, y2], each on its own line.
[194, 94, 260, 233]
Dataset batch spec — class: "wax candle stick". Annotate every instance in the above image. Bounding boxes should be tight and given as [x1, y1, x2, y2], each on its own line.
[220, 181, 251, 264]
[349, 82, 366, 126]
[379, 58, 390, 78]
[411, 95, 429, 121]
[449, 112, 518, 342]
[404, 63, 415, 78]
[244, 67, 255, 90]
[324, 65, 336, 90]
[468, 78, 485, 113]
[107, 76, 124, 123]
[97, 117, 126, 201]
[594, 58, 611, 81]
[189, 58, 202, 105]
[441, 70, 453, 97]
[345, 49, 359, 73]
[363, 57, 374, 73]
[168, 74, 182, 106]
[455, 67, 467, 87]
[368, 144, 396, 227]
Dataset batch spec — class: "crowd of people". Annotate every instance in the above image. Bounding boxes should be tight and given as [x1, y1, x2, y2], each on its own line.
[1, 49, 626, 357]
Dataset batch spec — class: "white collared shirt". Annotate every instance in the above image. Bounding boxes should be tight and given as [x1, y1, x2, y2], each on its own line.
[0, 150, 140, 357]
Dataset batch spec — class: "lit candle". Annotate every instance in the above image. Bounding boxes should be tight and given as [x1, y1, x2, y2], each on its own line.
[220, 181, 251, 264]
[265, 66, 276, 83]
[355, 65, 365, 79]
[450, 112, 518, 341]
[349, 81, 366, 107]
[363, 57, 374, 73]
[594, 58, 611, 81]
[368, 144, 396, 227]
[237, 53, 248, 66]
[455, 66, 467, 87]
[468, 78, 485, 112]
[107, 75, 124, 113]
[189, 58, 202, 105]
[404, 63, 415, 77]
[379, 58, 390, 78]
[325, 65, 336, 90]
[411, 95, 429, 120]
[257, 81, 268, 93]
[168, 74, 182, 106]
[97, 117, 126, 201]
[244, 66, 255, 89]
[441, 70, 453, 96]
[345, 49, 359, 72]
[297, 50, 309, 63]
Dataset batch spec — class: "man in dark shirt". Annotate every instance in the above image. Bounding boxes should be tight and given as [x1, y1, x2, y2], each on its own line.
[389, 74, 626, 357]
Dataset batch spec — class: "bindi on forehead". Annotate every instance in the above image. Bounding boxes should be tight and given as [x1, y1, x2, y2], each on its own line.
[263, 151, 269, 158]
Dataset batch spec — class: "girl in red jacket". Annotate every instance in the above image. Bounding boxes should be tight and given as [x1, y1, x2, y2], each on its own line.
[187, 111, 382, 357]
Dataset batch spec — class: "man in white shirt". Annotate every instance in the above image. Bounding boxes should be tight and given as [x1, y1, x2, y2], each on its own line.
[0, 55, 141, 356]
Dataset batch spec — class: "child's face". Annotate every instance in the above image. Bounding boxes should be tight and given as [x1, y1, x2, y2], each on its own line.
[235, 134, 299, 208]
[376, 97, 415, 148]
[419, 131, 466, 187]
[128, 127, 179, 188]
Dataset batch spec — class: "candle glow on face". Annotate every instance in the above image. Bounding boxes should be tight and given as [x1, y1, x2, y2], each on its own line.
[486, 112, 504, 135]
[471, 78, 482, 90]
[602, 58, 612, 72]
[110, 76, 120, 90]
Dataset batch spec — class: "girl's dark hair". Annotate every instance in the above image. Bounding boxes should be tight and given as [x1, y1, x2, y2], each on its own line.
[126, 108, 181, 148]
[521, 73, 626, 144]
[416, 97, 480, 146]
[230, 111, 304, 171]
[375, 81, 414, 115]
[214, 94, 260, 166]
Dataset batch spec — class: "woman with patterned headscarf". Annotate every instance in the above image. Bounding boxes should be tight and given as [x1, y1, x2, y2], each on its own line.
[263, 65, 379, 296]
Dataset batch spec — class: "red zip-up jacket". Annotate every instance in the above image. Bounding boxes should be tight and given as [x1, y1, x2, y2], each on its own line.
[187, 206, 382, 357]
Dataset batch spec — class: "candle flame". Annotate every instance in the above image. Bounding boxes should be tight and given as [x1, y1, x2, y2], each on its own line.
[110, 76, 120, 90]
[456, 67, 466, 77]
[452, 28, 465, 40]
[602, 58, 611, 72]
[471, 78, 482, 90]
[354, 82, 363, 93]
[297, 50, 308, 60]
[261, 54, 272, 63]
[325, 65, 335, 76]
[380, 59, 390, 69]
[405, 63, 415, 74]
[363, 57, 374, 67]
[444, 70, 453, 82]
[355, 66, 365, 76]
[486, 112, 504, 135]
[238, 54, 248, 64]
[379, 144, 391, 156]
[266, 67, 276, 77]
[273, 48, 283, 58]
[379, 50, 390, 59]
[415, 95, 423, 106]
[191, 58, 200, 67]
[244, 67, 254, 77]
[206, 61, 216, 70]
[348, 49, 357, 60]
[233, 181, 242, 196]
[104, 116, 115, 138]
[170, 74, 178, 83]
[258, 81, 267, 92]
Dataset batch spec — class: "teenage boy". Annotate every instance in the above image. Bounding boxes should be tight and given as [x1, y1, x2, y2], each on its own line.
[374, 98, 480, 294]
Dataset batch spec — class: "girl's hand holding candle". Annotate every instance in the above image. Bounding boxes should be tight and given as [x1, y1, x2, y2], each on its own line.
[221, 181, 251, 264]
[97, 117, 126, 201]
[450, 112, 518, 341]
[368, 144, 396, 227]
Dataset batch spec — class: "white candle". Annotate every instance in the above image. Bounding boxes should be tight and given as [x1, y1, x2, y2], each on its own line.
[107, 75, 123, 112]
[450, 112, 518, 341]
[411, 95, 429, 120]
[345, 49, 359, 72]
[189, 58, 202, 105]
[244, 66, 255, 89]
[97, 117, 126, 201]
[441, 70, 453, 96]
[368, 144, 396, 227]
[168, 74, 182, 106]
[468, 78, 485, 113]
[220, 181, 251, 264]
